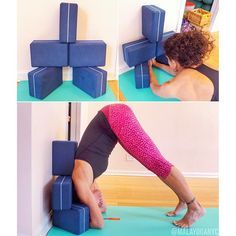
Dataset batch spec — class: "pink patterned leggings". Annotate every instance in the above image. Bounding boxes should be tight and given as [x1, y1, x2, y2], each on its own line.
[101, 104, 173, 179]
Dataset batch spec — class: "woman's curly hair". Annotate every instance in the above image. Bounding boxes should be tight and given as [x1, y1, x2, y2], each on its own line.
[164, 30, 214, 68]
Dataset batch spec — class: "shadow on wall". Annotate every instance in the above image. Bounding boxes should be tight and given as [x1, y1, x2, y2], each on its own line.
[43, 178, 55, 214]
[77, 8, 88, 39]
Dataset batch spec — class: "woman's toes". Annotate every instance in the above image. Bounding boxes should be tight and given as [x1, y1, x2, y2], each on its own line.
[173, 221, 179, 226]
[166, 211, 176, 217]
[173, 220, 185, 228]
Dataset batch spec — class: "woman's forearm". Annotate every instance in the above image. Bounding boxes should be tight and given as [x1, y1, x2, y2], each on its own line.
[72, 177, 104, 229]
[148, 65, 160, 87]
[153, 61, 176, 76]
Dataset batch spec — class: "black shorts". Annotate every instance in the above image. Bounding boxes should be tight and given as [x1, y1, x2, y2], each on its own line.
[75, 111, 118, 179]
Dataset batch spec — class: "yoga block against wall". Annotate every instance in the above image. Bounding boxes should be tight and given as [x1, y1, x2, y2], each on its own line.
[53, 203, 90, 235]
[52, 176, 72, 210]
[134, 62, 150, 89]
[122, 38, 156, 67]
[142, 5, 165, 43]
[73, 67, 107, 98]
[52, 141, 78, 176]
[69, 40, 106, 67]
[30, 40, 68, 67]
[28, 67, 63, 99]
[60, 3, 78, 43]
[156, 31, 175, 57]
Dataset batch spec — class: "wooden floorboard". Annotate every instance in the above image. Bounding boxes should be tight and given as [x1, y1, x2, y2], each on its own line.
[108, 80, 119, 100]
[97, 175, 218, 207]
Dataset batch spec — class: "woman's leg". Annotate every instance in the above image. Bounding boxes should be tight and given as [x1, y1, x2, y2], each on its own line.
[102, 104, 205, 227]
[162, 167, 205, 227]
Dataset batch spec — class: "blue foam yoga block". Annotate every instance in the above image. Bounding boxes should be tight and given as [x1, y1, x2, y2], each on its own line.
[142, 5, 165, 43]
[122, 38, 156, 67]
[69, 40, 106, 67]
[52, 141, 78, 176]
[156, 31, 175, 57]
[30, 40, 68, 67]
[60, 3, 78, 43]
[134, 62, 150, 89]
[28, 67, 63, 99]
[53, 203, 90, 235]
[73, 67, 107, 98]
[52, 176, 72, 210]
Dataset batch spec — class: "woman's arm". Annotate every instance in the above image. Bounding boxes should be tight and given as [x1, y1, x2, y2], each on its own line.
[152, 60, 177, 76]
[72, 161, 104, 229]
[73, 178, 104, 229]
[150, 80, 176, 98]
[148, 60, 176, 98]
[91, 181, 107, 213]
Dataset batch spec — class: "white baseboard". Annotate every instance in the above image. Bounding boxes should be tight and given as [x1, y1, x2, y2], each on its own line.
[119, 64, 131, 74]
[17, 71, 29, 81]
[17, 210, 52, 236]
[35, 210, 52, 236]
[104, 170, 218, 179]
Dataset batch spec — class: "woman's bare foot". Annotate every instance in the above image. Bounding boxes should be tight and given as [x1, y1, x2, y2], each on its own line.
[166, 200, 187, 217]
[173, 201, 205, 228]
[92, 189, 107, 213]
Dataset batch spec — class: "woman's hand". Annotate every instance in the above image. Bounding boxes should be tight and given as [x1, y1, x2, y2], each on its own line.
[90, 218, 104, 229]
[92, 189, 107, 213]
[148, 58, 159, 68]
[148, 59, 153, 68]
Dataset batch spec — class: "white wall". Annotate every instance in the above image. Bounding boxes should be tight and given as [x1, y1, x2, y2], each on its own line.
[17, 0, 118, 80]
[17, 103, 68, 236]
[17, 104, 32, 236]
[211, 0, 219, 32]
[119, 0, 186, 73]
[80, 102, 218, 178]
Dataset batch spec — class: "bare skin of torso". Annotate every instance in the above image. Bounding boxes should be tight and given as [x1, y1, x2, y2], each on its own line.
[148, 60, 214, 101]
[72, 160, 106, 229]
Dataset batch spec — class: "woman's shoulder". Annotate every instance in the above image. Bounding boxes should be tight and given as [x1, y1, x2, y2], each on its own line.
[178, 68, 212, 83]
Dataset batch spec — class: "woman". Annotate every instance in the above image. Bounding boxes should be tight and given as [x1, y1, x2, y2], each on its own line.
[72, 104, 205, 229]
[149, 30, 218, 101]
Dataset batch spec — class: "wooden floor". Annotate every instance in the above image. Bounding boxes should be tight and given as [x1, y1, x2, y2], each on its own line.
[97, 175, 218, 208]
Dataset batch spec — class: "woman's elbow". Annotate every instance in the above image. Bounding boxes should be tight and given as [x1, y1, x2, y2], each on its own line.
[150, 83, 157, 93]
[150, 83, 161, 96]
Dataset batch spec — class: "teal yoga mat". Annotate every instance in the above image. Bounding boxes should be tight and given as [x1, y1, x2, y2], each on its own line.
[17, 80, 117, 101]
[47, 206, 218, 236]
[119, 68, 180, 101]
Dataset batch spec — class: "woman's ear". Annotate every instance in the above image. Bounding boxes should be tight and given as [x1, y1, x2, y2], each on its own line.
[173, 60, 182, 73]
[170, 60, 178, 72]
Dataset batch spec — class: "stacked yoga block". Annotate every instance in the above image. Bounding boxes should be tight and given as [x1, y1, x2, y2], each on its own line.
[122, 5, 176, 89]
[28, 3, 107, 99]
[52, 140, 90, 235]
